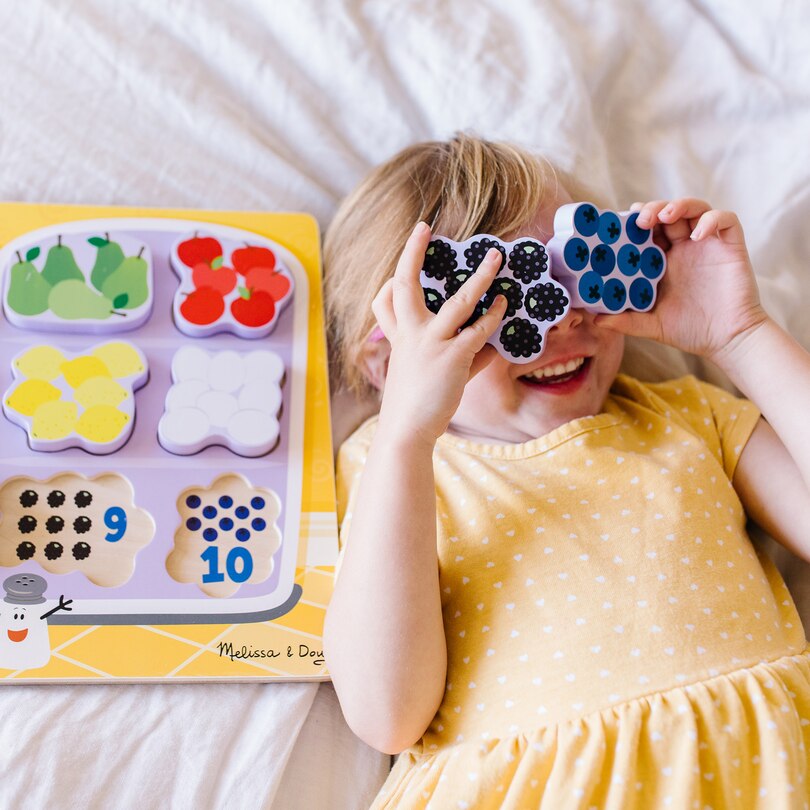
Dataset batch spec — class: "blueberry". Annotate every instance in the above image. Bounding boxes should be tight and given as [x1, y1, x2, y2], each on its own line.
[47, 490, 66, 508]
[73, 516, 92, 534]
[590, 244, 616, 276]
[15, 541, 35, 560]
[74, 490, 93, 508]
[617, 244, 641, 276]
[18, 515, 37, 534]
[578, 271, 604, 304]
[72, 542, 91, 561]
[235, 506, 249, 519]
[186, 517, 202, 531]
[44, 541, 64, 560]
[640, 247, 665, 279]
[19, 490, 38, 508]
[603, 279, 627, 312]
[252, 517, 266, 531]
[563, 238, 589, 272]
[597, 212, 622, 244]
[219, 495, 233, 509]
[624, 212, 650, 245]
[203, 528, 218, 542]
[629, 278, 655, 310]
[186, 495, 201, 509]
[45, 516, 64, 534]
[203, 505, 217, 519]
[573, 204, 599, 237]
[219, 517, 234, 531]
[236, 528, 251, 542]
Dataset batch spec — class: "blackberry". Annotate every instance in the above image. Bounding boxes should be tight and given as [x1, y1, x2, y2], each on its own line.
[422, 240, 457, 280]
[423, 287, 445, 314]
[461, 300, 488, 330]
[483, 277, 524, 317]
[508, 241, 548, 283]
[44, 541, 64, 560]
[47, 490, 66, 508]
[463, 238, 506, 271]
[19, 490, 38, 508]
[444, 269, 473, 297]
[18, 515, 36, 534]
[499, 317, 543, 359]
[72, 542, 91, 561]
[525, 283, 569, 322]
[73, 516, 92, 534]
[74, 490, 93, 508]
[16, 541, 35, 561]
[45, 516, 65, 534]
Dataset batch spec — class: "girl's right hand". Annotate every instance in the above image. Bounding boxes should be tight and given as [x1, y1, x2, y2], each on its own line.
[372, 222, 507, 448]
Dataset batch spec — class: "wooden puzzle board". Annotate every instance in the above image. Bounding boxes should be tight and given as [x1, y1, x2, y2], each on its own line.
[0, 203, 338, 682]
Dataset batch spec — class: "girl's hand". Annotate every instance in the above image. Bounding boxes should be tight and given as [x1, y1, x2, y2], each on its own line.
[594, 198, 768, 361]
[372, 222, 507, 447]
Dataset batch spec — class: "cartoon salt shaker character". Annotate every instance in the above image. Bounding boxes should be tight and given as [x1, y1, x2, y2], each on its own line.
[0, 573, 72, 671]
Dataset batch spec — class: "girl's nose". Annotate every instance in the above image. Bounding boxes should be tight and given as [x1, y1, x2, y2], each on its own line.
[551, 306, 585, 333]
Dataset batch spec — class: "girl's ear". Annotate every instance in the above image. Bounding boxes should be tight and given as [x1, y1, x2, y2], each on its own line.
[358, 330, 391, 392]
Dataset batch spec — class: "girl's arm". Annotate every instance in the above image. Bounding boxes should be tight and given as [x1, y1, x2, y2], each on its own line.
[324, 223, 506, 754]
[597, 199, 810, 560]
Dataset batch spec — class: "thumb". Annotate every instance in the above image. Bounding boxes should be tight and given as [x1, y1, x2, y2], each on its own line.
[593, 310, 663, 341]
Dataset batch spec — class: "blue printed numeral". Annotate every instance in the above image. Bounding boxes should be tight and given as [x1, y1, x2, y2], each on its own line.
[201, 546, 254, 584]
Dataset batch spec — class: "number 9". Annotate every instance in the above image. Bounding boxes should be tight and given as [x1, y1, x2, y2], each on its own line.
[104, 506, 127, 542]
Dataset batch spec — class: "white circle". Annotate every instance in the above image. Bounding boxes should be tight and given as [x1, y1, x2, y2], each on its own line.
[238, 382, 282, 415]
[227, 409, 279, 451]
[197, 391, 239, 428]
[209, 351, 245, 392]
[165, 380, 209, 411]
[160, 407, 211, 448]
[173, 346, 211, 382]
[244, 351, 284, 384]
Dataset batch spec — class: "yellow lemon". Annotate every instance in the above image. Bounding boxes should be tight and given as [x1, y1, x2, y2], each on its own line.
[31, 400, 78, 440]
[91, 342, 145, 379]
[60, 356, 111, 388]
[76, 405, 129, 444]
[5, 379, 62, 416]
[74, 376, 129, 408]
[14, 345, 66, 380]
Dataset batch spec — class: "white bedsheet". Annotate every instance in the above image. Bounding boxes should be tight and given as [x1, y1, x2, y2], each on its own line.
[1, 1, 809, 807]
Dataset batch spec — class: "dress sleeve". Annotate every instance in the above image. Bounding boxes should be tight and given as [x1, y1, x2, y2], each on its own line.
[645, 376, 761, 481]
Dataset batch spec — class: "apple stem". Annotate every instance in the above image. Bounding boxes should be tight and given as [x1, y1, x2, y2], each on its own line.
[137, 247, 145, 258]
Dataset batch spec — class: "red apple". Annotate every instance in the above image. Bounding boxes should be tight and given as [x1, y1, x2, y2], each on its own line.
[180, 287, 225, 325]
[178, 235, 222, 268]
[231, 287, 275, 327]
[232, 246, 276, 276]
[192, 262, 237, 295]
[245, 267, 291, 301]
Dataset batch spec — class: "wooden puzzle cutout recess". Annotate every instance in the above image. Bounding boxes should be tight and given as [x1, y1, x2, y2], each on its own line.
[0, 221, 301, 610]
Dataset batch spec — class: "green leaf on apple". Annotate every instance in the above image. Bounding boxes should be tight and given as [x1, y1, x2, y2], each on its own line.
[88, 236, 108, 247]
[238, 286, 250, 299]
[26, 247, 40, 261]
[211, 256, 224, 269]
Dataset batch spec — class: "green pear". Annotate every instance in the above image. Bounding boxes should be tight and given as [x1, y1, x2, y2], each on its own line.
[6, 249, 51, 316]
[48, 279, 114, 321]
[100, 249, 148, 309]
[89, 234, 125, 291]
[42, 236, 84, 286]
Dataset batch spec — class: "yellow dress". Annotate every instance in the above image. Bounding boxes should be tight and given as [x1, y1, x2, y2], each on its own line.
[336, 375, 810, 809]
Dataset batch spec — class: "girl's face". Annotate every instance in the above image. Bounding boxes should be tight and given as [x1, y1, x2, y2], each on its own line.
[447, 193, 625, 445]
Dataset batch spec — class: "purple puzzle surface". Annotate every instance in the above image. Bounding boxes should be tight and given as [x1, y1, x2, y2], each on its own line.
[0, 228, 297, 603]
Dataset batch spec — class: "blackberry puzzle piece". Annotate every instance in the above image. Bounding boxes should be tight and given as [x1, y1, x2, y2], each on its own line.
[546, 202, 666, 314]
[420, 235, 570, 363]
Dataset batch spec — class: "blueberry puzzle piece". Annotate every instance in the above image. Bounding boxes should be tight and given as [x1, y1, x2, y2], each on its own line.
[546, 202, 666, 314]
[420, 235, 570, 363]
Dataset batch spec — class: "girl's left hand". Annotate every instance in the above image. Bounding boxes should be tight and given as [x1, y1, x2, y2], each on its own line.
[594, 198, 768, 361]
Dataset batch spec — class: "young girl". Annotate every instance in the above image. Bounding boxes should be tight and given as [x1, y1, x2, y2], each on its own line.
[323, 134, 810, 808]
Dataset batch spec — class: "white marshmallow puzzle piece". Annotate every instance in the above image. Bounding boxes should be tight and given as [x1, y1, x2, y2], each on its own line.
[158, 346, 284, 457]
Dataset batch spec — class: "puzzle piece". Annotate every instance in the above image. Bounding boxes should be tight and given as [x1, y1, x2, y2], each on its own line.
[420, 235, 570, 363]
[546, 202, 666, 314]
[0, 473, 155, 587]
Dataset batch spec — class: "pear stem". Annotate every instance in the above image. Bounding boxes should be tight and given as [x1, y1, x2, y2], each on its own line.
[137, 247, 145, 259]
[110, 310, 127, 317]
[15, 251, 22, 263]
[57, 235, 62, 247]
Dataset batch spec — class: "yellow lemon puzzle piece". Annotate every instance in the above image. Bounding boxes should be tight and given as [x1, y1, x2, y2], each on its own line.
[60, 356, 111, 388]
[5, 379, 62, 416]
[14, 345, 66, 380]
[91, 342, 146, 379]
[74, 376, 129, 409]
[31, 400, 78, 440]
[76, 405, 129, 444]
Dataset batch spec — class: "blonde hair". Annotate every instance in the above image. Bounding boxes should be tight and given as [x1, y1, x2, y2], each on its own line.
[324, 133, 585, 398]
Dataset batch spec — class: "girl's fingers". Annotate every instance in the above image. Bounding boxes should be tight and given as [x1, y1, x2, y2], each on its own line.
[371, 279, 397, 340]
[468, 343, 499, 380]
[392, 221, 433, 325]
[432, 249, 503, 339]
[634, 200, 671, 229]
[656, 198, 712, 243]
[593, 310, 663, 342]
[691, 210, 745, 245]
[455, 293, 508, 353]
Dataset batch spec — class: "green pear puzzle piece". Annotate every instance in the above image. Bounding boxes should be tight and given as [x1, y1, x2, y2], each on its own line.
[41, 237, 84, 286]
[6, 249, 51, 316]
[100, 248, 148, 310]
[48, 279, 115, 321]
[89, 235, 125, 291]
